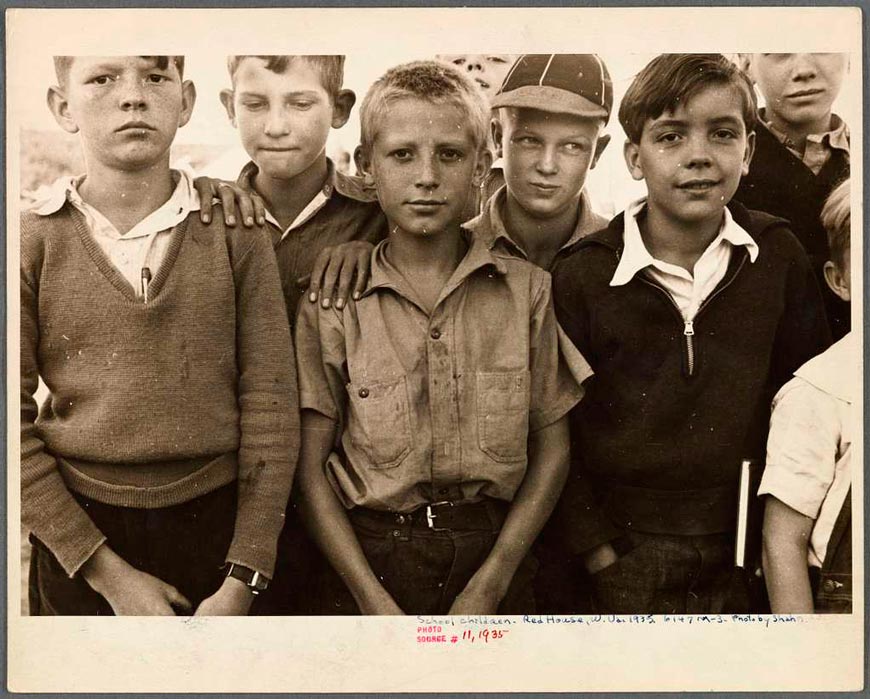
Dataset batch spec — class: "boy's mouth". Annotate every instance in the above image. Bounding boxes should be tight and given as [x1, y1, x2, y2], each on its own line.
[529, 182, 560, 193]
[677, 179, 720, 191]
[786, 88, 824, 99]
[116, 121, 155, 132]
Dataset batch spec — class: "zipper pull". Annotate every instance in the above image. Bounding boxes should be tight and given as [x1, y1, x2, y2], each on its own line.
[683, 320, 694, 337]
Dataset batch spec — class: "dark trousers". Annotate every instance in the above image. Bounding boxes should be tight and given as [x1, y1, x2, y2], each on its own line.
[318, 503, 537, 615]
[29, 484, 236, 616]
[589, 530, 734, 614]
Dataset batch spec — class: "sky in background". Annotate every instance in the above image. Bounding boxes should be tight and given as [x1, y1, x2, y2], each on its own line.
[17, 51, 857, 218]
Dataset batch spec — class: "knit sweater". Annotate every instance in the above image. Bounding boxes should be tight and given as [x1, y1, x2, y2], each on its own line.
[734, 121, 850, 339]
[20, 204, 300, 577]
[551, 201, 831, 552]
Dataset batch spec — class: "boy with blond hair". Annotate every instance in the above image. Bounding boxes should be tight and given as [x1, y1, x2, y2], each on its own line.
[23, 55, 297, 615]
[295, 60, 589, 614]
[760, 179, 855, 614]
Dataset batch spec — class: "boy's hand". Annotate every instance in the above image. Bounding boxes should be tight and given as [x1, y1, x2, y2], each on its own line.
[304, 241, 375, 310]
[358, 587, 405, 616]
[193, 176, 266, 228]
[194, 576, 255, 616]
[448, 581, 501, 615]
[583, 542, 619, 575]
[81, 544, 192, 616]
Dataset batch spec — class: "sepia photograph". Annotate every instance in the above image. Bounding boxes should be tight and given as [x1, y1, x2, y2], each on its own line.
[5, 5, 864, 693]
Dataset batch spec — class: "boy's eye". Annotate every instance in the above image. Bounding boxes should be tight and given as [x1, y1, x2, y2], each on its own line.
[440, 149, 464, 162]
[146, 74, 169, 85]
[89, 75, 115, 86]
[515, 136, 540, 147]
[242, 101, 266, 111]
[713, 128, 738, 140]
[656, 132, 682, 144]
[291, 101, 314, 110]
[487, 56, 509, 64]
[563, 142, 587, 154]
[451, 58, 466, 66]
[391, 149, 413, 161]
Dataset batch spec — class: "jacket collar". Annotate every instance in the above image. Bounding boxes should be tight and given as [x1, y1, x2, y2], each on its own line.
[794, 332, 857, 404]
[236, 158, 377, 204]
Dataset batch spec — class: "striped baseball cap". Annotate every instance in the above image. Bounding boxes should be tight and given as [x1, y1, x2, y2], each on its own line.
[491, 54, 613, 124]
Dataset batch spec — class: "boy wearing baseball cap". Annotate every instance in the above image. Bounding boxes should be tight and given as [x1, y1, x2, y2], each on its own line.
[463, 55, 618, 611]
[465, 54, 612, 270]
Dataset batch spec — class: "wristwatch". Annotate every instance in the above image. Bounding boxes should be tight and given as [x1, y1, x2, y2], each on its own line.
[225, 563, 270, 595]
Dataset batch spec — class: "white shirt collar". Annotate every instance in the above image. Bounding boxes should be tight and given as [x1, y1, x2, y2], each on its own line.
[610, 197, 759, 287]
[794, 332, 858, 405]
[32, 168, 201, 239]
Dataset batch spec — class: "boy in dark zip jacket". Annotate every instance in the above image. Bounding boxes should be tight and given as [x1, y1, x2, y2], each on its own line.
[551, 54, 830, 614]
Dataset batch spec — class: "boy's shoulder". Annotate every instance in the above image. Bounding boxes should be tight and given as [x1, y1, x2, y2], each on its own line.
[331, 167, 380, 206]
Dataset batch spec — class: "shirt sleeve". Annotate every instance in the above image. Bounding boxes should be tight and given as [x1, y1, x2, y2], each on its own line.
[759, 378, 841, 520]
[20, 220, 107, 577]
[294, 295, 348, 427]
[225, 225, 300, 578]
[528, 269, 589, 433]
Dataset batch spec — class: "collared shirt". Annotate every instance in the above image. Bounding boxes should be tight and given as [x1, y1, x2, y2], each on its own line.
[295, 231, 590, 513]
[759, 332, 856, 567]
[236, 159, 387, 319]
[610, 198, 759, 321]
[764, 110, 851, 176]
[32, 170, 200, 298]
[466, 185, 608, 271]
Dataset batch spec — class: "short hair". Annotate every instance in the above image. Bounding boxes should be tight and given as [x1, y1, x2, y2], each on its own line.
[226, 55, 345, 98]
[53, 56, 185, 87]
[359, 60, 488, 152]
[820, 179, 850, 267]
[619, 54, 757, 144]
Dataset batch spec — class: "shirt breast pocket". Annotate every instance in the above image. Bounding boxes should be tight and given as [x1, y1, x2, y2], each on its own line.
[476, 370, 530, 463]
[347, 376, 412, 469]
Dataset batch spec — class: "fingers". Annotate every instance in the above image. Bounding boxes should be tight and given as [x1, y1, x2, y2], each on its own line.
[334, 259, 356, 310]
[217, 184, 237, 227]
[235, 189, 256, 228]
[193, 177, 215, 224]
[252, 193, 266, 226]
[165, 584, 193, 613]
[319, 256, 343, 309]
[352, 252, 373, 301]
[307, 249, 331, 304]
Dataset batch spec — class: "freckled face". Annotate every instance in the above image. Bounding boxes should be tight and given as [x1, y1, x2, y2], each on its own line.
[625, 84, 754, 230]
[61, 56, 192, 172]
[361, 97, 484, 238]
[228, 58, 334, 180]
[498, 108, 605, 220]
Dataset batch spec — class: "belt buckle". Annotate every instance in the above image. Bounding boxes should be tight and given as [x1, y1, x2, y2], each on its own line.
[425, 501, 454, 531]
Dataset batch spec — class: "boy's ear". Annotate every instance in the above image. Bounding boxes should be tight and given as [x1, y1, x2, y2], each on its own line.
[178, 80, 197, 129]
[823, 260, 850, 302]
[472, 147, 493, 188]
[490, 117, 504, 159]
[331, 89, 356, 129]
[354, 145, 376, 189]
[623, 139, 644, 181]
[46, 85, 78, 135]
[742, 130, 757, 177]
[219, 88, 237, 126]
[590, 133, 611, 170]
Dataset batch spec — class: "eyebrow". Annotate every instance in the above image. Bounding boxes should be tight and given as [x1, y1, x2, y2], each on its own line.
[238, 90, 323, 99]
[650, 115, 743, 129]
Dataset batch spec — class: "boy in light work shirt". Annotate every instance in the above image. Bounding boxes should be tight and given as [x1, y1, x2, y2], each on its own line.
[22, 56, 298, 615]
[552, 54, 830, 614]
[736, 53, 850, 339]
[295, 61, 589, 614]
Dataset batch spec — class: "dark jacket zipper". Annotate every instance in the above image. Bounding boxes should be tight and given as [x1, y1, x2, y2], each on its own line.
[634, 251, 749, 378]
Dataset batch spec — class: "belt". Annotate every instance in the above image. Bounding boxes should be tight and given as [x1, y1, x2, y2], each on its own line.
[349, 499, 509, 532]
[603, 482, 737, 536]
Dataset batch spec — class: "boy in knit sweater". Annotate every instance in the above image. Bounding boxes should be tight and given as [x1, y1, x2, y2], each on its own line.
[551, 54, 830, 614]
[21, 56, 299, 615]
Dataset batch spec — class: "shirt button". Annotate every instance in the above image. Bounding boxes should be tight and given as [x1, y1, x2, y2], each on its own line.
[358, 388, 370, 398]
[392, 530, 402, 538]
[396, 515, 406, 524]
[430, 329, 441, 340]
[822, 579, 837, 593]
[438, 488, 449, 496]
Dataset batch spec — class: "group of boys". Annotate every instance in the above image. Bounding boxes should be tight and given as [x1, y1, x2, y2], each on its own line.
[22, 50, 853, 616]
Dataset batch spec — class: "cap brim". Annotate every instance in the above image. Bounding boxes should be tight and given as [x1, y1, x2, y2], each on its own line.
[491, 85, 609, 121]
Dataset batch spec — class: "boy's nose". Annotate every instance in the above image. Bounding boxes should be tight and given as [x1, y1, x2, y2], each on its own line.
[536, 146, 559, 175]
[119, 80, 147, 110]
[264, 109, 291, 137]
[685, 136, 713, 168]
[415, 156, 440, 188]
[789, 54, 818, 81]
[465, 57, 484, 73]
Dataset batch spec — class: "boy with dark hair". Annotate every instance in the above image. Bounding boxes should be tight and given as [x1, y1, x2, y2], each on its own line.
[214, 54, 388, 614]
[760, 179, 854, 614]
[23, 55, 298, 615]
[736, 53, 850, 339]
[552, 54, 830, 614]
[295, 60, 589, 614]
